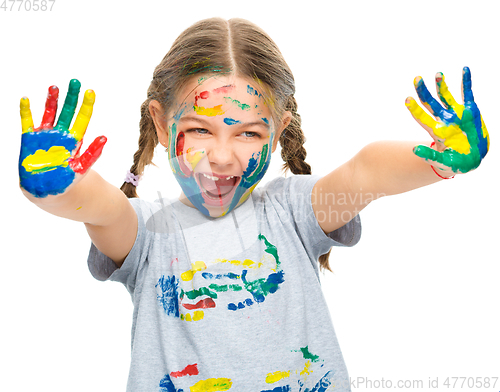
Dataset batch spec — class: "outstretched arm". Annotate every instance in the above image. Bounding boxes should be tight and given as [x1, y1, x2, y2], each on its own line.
[312, 67, 490, 234]
[19, 80, 136, 266]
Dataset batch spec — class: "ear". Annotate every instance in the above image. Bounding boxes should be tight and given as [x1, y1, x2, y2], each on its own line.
[272, 110, 292, 153]
[149, 100, 169, 147]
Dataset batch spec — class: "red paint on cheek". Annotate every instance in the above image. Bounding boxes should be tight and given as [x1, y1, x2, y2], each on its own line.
[176, 132, 185, 157]
[200, 91, 210, 99]
[176, 131, 191, 176]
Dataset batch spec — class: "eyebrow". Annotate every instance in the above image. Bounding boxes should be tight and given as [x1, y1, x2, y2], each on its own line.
[178, 115, 270, 130]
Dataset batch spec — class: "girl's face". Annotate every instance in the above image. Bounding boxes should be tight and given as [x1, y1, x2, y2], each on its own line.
[159, 75, 290, 218]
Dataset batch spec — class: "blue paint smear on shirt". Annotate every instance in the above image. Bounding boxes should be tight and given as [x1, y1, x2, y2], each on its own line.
[155, 275, 180, 318]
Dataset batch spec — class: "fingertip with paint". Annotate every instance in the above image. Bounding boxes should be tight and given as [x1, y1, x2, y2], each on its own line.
[435, 72, 443, 83]
[84, 89, 96, 104]
[413, 76, 422, 86]
[20, 96, 30, 108]
[68, 79, 82, 92]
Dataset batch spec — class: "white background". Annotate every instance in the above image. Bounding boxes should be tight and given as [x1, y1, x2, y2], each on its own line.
[1, 0, 499, 391]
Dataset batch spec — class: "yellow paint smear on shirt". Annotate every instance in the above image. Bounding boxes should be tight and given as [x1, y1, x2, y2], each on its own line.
[193, 104, 225, 117]
[181, 311, 204, 322]
[300, 360, 312, 376]
[213, 258, 263, 269]
[22, 146, 71, 173]
[190, 378, 232, 392]
[266, 370, 291, 384]
[181, 261, 207, 281]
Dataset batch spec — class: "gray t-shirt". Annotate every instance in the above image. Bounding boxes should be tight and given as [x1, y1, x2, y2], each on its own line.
[88, 174, 361, 392]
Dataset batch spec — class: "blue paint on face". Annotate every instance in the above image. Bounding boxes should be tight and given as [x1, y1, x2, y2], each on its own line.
[155, 275, 180, 318]
[261, 117, 269, 125]
[223, 117, 241, 125]
[19, 130, 77, 198]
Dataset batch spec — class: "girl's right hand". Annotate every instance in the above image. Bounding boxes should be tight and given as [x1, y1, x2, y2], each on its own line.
[19, 79, 107, 199]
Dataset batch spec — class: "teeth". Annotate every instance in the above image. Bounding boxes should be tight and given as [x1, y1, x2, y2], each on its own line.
[201, 173, 235, 181]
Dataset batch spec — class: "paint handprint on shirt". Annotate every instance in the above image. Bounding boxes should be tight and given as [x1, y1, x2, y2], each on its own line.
[155, 234, 284, 322]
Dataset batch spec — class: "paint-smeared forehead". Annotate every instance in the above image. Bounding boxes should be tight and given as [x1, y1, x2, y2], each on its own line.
[172, 75, 270, 124]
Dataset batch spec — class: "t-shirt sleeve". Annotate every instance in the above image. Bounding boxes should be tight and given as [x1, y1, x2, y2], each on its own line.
[87, 198, 156, 294]
[264, 174, 361, 262]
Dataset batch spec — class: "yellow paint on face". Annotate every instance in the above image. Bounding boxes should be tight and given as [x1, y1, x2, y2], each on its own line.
[266, 370, 291, 384]
[185, 147, 205, 170]
[181, 261, 207, 281]
[21, 146, 71, 173]
[190, 378, 232, 392]
[193, 104, 225, 117]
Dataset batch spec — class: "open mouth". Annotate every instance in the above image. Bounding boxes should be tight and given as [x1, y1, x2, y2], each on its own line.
[195, 172, 241, 201]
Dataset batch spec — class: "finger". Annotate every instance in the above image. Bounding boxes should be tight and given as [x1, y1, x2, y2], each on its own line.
[69, 136, 107, 174]
[70, 89, 96, 142]
[462, 66, 474, 104]
[405, 97, 439, 138]
[20, 97, 34, 133]
[413, 144, 455, 170]
[54, 79, 81, 131]
[414, 76, 449, 121]
[38, 85, 59, 129]
[435, 72, 464, 118]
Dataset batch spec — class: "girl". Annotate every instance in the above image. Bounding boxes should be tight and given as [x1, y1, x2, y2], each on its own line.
[18, 17, 489, 392]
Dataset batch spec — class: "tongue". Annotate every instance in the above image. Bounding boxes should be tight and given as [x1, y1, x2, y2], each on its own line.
[199, 175, 237, 196]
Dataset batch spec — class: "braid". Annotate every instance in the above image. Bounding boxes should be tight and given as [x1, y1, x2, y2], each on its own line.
[120, 98, 159, 198]
[279, 95, 332, 272]
[279, 96, 311, 175]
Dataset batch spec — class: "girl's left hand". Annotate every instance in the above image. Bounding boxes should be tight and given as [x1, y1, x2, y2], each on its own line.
[405, 67, 490, 177]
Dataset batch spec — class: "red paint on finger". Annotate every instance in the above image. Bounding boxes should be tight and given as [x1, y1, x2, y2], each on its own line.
[69, 136, 107, 174]
[38, 86, 59, 130]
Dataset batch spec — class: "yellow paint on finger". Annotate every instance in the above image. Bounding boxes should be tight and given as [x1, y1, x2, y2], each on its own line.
[265, 370, 291, 384]
[194, 104, 225, 117]
[437, 75, 464, 118]
[405, 99, 438, 131]
[70, 89, 95, 141]
[21, 146, 71, 173]
[190, 378, 232, 392]
[20, 97, 34, 133]
[181, 261, 207, 281]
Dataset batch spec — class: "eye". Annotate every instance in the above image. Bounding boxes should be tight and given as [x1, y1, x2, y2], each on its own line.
[187, 128, 210, 135]
[241, 131, 260, 138]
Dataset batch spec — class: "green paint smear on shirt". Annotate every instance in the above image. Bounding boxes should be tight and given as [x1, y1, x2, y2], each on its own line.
[300, 346, 320, 362]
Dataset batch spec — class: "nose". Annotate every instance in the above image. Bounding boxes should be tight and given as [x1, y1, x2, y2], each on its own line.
[207, 139, 235, 168]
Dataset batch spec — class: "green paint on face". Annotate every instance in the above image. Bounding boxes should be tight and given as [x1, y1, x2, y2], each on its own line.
[224, 97, 251, 111]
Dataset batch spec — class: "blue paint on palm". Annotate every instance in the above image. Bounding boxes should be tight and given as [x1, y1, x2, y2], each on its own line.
[19, 130, 77, 198]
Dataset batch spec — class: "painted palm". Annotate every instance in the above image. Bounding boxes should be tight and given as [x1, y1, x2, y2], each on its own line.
[19, 79, 106, 198]
[405, 67, 489, 175]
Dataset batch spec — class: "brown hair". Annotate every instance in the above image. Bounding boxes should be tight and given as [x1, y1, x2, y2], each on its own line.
[120, 17, 332, 272]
